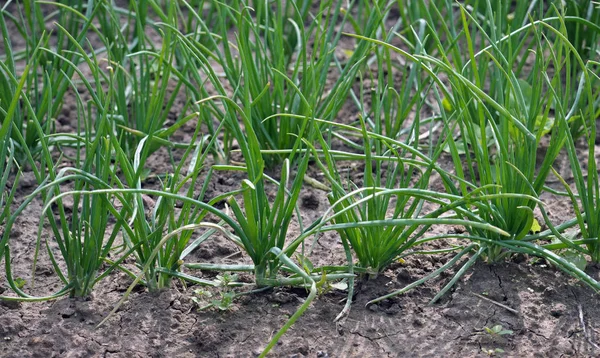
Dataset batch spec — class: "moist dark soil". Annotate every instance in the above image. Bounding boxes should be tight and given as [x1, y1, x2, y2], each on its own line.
[2, 3, 600, 358]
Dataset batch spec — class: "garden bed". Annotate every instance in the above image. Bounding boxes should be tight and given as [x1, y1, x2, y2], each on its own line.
[1, 0, 600, 357]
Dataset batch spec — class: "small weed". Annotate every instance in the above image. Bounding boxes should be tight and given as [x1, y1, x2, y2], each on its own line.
[481, 347, 505, 356]
[192, 273, 240, 312]
[211, 292, 236, 312]
[483, 324, 514, 340]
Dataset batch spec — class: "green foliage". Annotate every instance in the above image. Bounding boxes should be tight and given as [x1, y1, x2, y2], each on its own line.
[31, 69, 128, 297]
[484, 324, 514, 338]
[2, 0, 600, 355]
[223, 133, 313, 281]
[181, 0, 383, 167]
[118, 126, 224, 291]
[0, 2, 102, 163]
[309, 57, 507, 274]
[553, 56, 600, 263]
[0, 139, 18, 261]
[430, 4, 576, 261]
[348, 0, 600, 304]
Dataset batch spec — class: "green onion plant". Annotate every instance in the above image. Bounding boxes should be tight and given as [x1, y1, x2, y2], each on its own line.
[95, 1, 207, 157]
[346, 1, 600, 304]
[0, 1, 104, 163]
[117, 126, 226, 291]
[428, 4, 600, 298]
[1, 40, 129, 299]
[3, 0, 600, 354]
[311, 44, 463, 274]
[33, 66, 127, 298]
[181, 0, 388, 166]
[549, 59, 600, 263]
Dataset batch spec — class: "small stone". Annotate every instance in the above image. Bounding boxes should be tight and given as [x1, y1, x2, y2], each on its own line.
[295, 339, 309, 355]
[171, 299, 182, 311]
[19, 172, 37, 188]
[271, 291, 295, 304]
[385, 303, 401, 315]
[396, 269, 413, 282]
[512, 253, 527, 264]
[61, 307, 76, 318]
[368, 304, 379, 312]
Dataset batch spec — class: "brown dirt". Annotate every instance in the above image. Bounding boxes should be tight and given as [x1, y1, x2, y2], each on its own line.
[3, 222, 600, 358]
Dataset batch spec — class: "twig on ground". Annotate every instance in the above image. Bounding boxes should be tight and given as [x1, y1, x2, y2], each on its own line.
[472, 292, 519, 315]
[303, 174, 330, 191]
[578, 304, 600, 350]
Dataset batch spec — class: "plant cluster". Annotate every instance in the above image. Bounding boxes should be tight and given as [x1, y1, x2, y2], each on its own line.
[1, 0, 599, 355]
